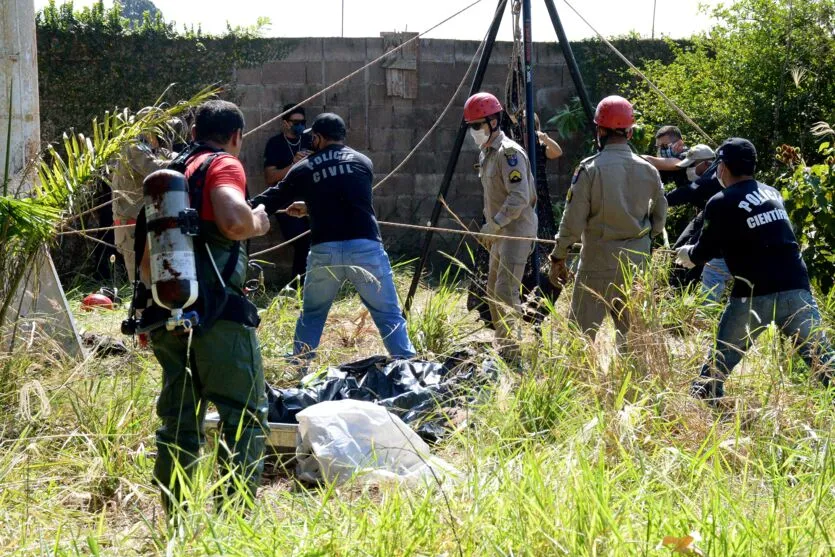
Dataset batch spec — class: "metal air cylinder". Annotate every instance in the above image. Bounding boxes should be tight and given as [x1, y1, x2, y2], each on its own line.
[143, 169, 199, 311]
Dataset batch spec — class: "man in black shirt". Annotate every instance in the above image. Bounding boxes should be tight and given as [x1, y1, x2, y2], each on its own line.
[667, 144, 731, 300]
[263, 103, 312, 284]
[251, 113, 416, 360]
[675, 138, 834, 403]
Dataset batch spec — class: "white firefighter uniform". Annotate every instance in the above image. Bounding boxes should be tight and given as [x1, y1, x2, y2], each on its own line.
[479, 131, 538, 353]
[551, 143, 667, 347]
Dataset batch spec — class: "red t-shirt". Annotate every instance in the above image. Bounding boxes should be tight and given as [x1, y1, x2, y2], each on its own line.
[184, 152, 247, 221]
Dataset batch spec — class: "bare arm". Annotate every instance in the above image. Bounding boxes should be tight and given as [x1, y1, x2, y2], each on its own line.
[211, 186, 270, 240]
[264, 164, 290, 186]
[264, 152, 308, 186]
[537, 131, 563, 160]
[642, 155, 683, 171]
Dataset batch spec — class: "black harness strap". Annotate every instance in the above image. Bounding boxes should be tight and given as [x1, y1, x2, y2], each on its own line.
[129, 142, 257, 332]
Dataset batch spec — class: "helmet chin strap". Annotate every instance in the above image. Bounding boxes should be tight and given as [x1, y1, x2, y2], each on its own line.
[596, 127, 629, 151]
[596, 127, 609, 150]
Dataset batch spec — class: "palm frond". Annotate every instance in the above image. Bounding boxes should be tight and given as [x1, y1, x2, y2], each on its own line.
[1, 84, 220, 333]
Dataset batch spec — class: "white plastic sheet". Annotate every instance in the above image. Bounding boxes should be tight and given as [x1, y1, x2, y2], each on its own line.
[295, 400, 459, 485]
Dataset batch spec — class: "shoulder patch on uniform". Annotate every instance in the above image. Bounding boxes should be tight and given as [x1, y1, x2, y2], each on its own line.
[571, 163, 589, 185]
[508, 169, 523, 183]
[566, 187, 574, 203]
[503, 146, 519, 167]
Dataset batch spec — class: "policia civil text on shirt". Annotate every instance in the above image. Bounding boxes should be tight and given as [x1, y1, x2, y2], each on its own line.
[549, 95, 667, 351]
[463, 92, 537, 363]
[128, 100, 271, 514]
[675, 137, 834, 403]
[251, 112, 416, 361]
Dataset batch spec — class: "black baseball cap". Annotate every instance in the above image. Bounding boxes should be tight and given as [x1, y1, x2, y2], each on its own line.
[717, 137, 757, 174]
[306, 113, 346, 141]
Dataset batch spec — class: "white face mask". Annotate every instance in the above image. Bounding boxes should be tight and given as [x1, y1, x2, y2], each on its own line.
[469, 126, 490, 147]
[686, 166, 700, 182]
[716, 164, 727, 188]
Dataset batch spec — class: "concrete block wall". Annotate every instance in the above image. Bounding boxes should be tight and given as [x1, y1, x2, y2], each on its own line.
[237, 37, 578, 279]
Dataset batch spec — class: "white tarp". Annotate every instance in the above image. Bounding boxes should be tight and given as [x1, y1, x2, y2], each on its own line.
[295, 399, 459, 485]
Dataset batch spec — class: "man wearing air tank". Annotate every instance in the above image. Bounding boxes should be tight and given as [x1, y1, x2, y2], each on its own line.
[140, 100, 271, 514]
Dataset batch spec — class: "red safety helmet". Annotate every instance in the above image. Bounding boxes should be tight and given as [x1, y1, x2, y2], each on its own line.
[594, 95, 635, 129]
[463, 92, 503, 123]
[81, 293, 114, 311]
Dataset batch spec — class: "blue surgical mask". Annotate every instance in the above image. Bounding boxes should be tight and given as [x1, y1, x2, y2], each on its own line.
[292, 123, 306, 136]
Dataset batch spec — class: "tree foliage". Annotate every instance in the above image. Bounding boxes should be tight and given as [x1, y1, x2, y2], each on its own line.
[118, 0, 161, 26]
[776, 123, 835, 293]
[631, 0, 835, 160]
[38, 0, 173, 36]
[0, 87, 219, 330]
[37, 0, 271, 39]
[629, 0, 835, 287]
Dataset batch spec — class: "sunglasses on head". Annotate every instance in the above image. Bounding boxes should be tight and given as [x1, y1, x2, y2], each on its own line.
[468, 121, 487, 130]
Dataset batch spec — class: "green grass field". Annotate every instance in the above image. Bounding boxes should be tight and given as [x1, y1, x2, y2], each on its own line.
[1, 256, 833, 556]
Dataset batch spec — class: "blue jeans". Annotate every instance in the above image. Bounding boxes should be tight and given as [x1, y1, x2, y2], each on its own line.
[701, 258, 731, 303]
[701, 289, 834, 386]
[294, 239, 416, 359]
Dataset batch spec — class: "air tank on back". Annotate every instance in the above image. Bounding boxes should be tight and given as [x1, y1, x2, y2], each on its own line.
[143, 169, 199, 312]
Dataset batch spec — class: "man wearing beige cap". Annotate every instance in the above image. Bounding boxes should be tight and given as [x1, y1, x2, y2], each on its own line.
[668, 144, 730, 301]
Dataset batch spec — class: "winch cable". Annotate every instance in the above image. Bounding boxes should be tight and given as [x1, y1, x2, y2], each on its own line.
[559, 0, 715, 145]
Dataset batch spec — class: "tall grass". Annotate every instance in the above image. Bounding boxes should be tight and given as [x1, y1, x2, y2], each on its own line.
[0, 257, 833, 555]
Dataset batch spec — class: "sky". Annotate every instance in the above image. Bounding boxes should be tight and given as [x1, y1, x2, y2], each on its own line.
[33, 0, 725, 42]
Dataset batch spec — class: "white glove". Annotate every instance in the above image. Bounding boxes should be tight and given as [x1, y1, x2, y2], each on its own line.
[676, 245, 696, 269]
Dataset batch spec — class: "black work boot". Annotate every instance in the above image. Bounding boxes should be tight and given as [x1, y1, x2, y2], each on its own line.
[690, 375, 725, 406]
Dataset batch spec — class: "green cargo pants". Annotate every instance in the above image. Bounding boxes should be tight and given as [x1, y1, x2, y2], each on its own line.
[150, 319, 267, 509]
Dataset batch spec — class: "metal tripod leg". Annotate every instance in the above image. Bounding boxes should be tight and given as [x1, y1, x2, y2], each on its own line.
[543, 0, 596, 127]
[404, 0, 509, 312]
